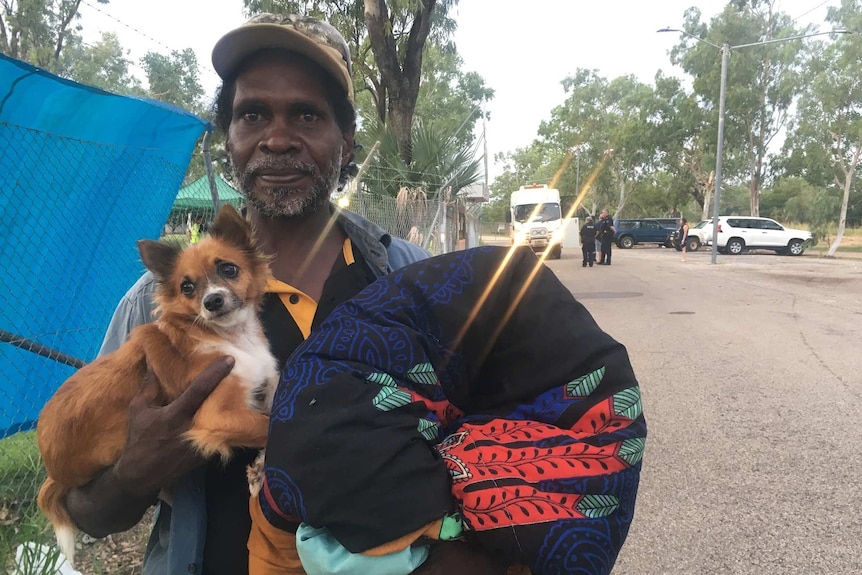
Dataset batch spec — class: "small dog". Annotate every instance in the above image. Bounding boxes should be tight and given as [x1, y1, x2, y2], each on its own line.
[36, 204, 280, 566]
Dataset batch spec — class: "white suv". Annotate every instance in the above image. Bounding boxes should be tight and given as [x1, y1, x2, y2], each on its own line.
[681, 220, 713, 251]
[714, 216, 812, 256]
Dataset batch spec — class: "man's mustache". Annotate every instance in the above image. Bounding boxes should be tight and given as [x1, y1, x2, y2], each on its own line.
[244, 157, 317, 178]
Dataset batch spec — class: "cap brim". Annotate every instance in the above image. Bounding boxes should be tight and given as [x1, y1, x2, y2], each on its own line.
[212, 23, 353, 103]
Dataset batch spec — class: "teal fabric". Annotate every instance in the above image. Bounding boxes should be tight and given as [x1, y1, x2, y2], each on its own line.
[296, 523, 429, 575]
[0, 53, 206, 437]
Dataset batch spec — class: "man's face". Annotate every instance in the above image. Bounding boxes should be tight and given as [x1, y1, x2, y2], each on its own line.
[601, 210, 609, 219]
[226, 53, 354, 218]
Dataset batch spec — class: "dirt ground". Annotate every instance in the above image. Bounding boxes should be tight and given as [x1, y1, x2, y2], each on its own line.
[74, 510, 151, 574]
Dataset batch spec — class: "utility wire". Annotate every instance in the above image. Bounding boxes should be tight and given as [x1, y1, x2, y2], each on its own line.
[81, 0, 175, 53]
[789, 0, 832, 25]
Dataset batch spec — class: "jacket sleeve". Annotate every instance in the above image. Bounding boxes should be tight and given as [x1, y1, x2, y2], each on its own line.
[386, 237, 431, 271]
[97, 272, 157, 356]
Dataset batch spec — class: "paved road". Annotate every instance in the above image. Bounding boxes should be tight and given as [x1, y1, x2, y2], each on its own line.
[541, 246, 862, 575]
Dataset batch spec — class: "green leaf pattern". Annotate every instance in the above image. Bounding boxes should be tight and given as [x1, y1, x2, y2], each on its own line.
[617, 437, 646, 466]
[613, 387, 642, 420]
[406, 362, 437, 385]
[566, 366, 605, 398]
[366, 372, 397, 387]
[372, 386, 412, 411]
[417, 418, 439, 441]
[576, 494, 619, 518]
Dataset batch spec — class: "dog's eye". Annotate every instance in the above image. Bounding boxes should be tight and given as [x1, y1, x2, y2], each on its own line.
[219, 263, 239, 279]
[180, 281, 195, 296]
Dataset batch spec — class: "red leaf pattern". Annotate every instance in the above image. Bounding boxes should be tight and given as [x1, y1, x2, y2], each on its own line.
[459, 484, 588, 531]
[569, 397, 637, 438]
[438, 421, 630, 484]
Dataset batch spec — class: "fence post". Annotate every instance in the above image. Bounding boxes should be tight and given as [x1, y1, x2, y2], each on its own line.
[202, 125, 221, 212]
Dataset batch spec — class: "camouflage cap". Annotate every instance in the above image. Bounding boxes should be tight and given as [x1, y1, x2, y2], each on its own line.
[212, 13, 354, 104]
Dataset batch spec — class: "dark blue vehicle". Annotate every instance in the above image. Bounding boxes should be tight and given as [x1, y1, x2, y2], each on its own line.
[613, 219, 676, 249]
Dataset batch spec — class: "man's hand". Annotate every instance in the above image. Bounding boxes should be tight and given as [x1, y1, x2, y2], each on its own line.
[412, 540, 511, 575]
[113, 356, 236, 497]
[66, 356, 234, 537]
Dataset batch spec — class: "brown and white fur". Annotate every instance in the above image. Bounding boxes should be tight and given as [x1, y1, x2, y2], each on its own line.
[36, 205, 279, 566]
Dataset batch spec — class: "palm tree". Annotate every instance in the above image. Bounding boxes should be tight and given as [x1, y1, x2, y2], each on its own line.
[360, 118, 484, 239]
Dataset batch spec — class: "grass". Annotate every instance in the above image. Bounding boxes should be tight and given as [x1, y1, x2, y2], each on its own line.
[0, 431, 53, 573]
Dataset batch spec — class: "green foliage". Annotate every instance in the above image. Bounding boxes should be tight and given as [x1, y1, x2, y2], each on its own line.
[140, 48, 204, 114]
[0, 0, 110, 73]
[360, 118, 482, 198]
[0, 431, 52, 573]
[672, 2, 812, 214]
[60, 31, 144, 95]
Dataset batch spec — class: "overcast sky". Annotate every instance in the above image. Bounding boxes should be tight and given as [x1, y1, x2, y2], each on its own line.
[78, 0, 839, 182]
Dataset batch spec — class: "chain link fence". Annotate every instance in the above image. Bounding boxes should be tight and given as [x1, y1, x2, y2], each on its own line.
[342, 190, 445, 255]
[0, 113, 202, 565]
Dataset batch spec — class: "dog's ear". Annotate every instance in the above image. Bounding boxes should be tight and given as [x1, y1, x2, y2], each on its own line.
[138, 240, 180, 281]
[210, 205, 256, 251]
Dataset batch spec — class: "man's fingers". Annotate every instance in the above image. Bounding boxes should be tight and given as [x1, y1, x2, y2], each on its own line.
[166, 356, 235, 420]
[129, 364, 163, 410]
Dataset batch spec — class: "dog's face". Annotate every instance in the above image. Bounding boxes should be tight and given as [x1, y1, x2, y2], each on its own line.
[138, 205, 271, 329]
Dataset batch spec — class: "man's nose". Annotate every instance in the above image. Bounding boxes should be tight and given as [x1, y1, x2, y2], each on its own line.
[259, 117, 301, 155]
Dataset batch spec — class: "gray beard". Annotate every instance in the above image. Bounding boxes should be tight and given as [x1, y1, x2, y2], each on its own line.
[232, 150, 341, 219]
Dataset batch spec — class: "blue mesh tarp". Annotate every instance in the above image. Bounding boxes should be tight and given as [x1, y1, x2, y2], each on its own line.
[0, 54, 208, 437]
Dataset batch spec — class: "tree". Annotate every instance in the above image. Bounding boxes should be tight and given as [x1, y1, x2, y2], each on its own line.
[361, 0, 437, 163]
[243, 0, 480, 166]
[0, 0, 108, 73]
[60, 31, 143, 94]
[784, 0, 862, 256]
[672, 2, 809, 216]
[140, 48, 204, 114]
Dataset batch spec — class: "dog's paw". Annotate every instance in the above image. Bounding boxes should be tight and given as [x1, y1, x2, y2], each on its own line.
[247, 450, 265, 498]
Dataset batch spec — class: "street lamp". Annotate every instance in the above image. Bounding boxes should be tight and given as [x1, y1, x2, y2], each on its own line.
[658, 27, 853, 264]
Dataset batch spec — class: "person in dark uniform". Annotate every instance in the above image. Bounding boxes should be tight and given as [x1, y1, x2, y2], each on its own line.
[597, 209, 616, 265]
[579, 216, 597, 267]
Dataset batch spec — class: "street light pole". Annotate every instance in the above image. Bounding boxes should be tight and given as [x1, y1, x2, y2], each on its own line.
[711, 43, 729, 264]
[657, 28, 852, 264]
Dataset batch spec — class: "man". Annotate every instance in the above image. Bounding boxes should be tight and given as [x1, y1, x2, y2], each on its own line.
[597, 209, 616, 265]
[64, 14, 503, 575]
[579, 215, 596, 267]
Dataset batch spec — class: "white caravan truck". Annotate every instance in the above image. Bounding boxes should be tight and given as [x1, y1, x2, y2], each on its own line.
[506, 184, 564, 259]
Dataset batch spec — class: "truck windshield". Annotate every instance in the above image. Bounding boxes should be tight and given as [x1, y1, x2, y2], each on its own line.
[514, 203, 561, 223]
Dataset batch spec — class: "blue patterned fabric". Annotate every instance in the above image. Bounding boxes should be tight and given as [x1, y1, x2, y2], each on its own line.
[262, 246, 646, 574]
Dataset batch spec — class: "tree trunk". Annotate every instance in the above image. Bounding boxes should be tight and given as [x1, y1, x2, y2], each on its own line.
[702, 171, 714, 221]
[615, 177, 626, 218]
[364, 0, 437, 165]
[749, 159, 760, 216]
[827, 148, 861, 257]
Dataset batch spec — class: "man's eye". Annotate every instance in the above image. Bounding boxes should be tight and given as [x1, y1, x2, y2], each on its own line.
[241, 112, 262, 122]
[219, 263, 239, 278]
[300, 112, 318, 123]
[181, 281, 195, 296]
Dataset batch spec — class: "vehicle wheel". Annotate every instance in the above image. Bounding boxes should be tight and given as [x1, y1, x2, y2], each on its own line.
[787, 239, 805, 256]
[619, 236, 634, 249]
[727, 238, 745, 255]
[686, 237, 701, 252]
[549, 245, 562, 260]
[718, 247, 727, 255]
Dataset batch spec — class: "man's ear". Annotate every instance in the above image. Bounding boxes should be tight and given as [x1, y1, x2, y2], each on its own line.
[138, 240, 180, 281]
[341, 126, 355, 168]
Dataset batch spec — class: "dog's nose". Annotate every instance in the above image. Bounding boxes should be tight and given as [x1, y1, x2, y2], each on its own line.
[204, 293, 224, 312]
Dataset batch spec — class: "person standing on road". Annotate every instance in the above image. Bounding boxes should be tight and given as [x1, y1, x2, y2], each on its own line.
[580, 216, 597, 267]
[678, 218, 689, 262]
[597, 209, 616, 265]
